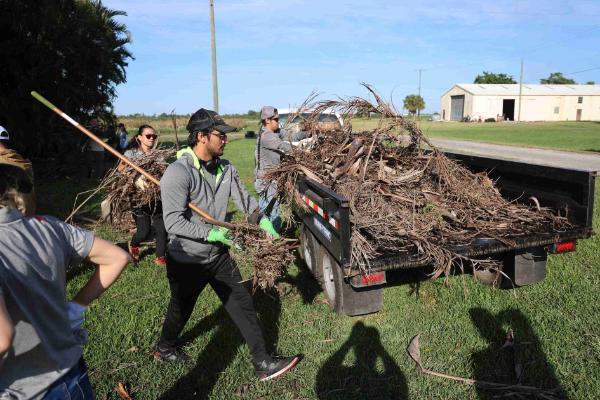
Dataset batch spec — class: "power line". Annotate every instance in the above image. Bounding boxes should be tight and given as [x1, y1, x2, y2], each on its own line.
[564, 66, 600, 75]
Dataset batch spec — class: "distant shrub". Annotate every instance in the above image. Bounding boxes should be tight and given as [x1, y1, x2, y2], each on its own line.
[225, 117, 246, 131]
[485, 118, 496, 123]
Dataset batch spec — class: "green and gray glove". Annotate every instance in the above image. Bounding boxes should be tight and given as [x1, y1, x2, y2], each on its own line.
[207, 226, 233, 247]
[259, 217, 280, 238]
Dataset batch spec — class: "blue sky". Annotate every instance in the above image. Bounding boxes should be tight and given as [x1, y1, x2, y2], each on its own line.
[103, 0, 600, 115]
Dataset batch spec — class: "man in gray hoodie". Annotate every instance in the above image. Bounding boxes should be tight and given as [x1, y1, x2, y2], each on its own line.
[254, 106, 308, 232]
[156, 108, 300, 381]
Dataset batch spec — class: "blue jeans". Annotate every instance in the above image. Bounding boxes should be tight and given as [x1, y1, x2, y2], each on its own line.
[43, 358, 95, 400]
[258, 187, 281, 233]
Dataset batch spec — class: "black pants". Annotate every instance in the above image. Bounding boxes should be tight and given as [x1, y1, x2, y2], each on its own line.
[131, 209, 167, 257]
[158, 252, 268, 363]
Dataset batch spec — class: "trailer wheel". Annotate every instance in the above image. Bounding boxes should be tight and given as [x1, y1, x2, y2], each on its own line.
[300, 227, 322, 280]
[319, 246, 383, 316]
[319, 245, 343, 313]
[474, 266, 503, 287]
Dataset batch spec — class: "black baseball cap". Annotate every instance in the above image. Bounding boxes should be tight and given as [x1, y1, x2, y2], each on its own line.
[186, 108, 236, 134]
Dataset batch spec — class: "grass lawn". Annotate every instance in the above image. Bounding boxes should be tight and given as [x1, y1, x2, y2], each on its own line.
[351, 119, 600, 152]
[36, 137, 600, 399]
[121, 114, 600, 152]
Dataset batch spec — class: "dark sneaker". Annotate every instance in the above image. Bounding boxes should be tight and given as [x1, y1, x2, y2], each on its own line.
[254, 355, 301, 381]
[153, 345, 189, 362]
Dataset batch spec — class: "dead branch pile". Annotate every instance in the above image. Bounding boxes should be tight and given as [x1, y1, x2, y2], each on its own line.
[103, 149, 174, 228]
[263, 84, 572, 279]
[229, 223, 298, 290]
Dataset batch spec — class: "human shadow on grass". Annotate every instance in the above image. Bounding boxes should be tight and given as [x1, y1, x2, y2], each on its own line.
[470, 307, 568, 399]
[279, 255, 323, 305]
[315, 321, 408, 400]
[158, 286, 282, 399]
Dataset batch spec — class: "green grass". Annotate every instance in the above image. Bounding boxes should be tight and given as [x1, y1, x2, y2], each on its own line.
[122, 114, 600, 152]
[35, 138, 600, 399]
[352, 119, 600, 152]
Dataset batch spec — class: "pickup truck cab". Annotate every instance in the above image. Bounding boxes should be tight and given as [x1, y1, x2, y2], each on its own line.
[296, 152, 595, 315]
[278, 108, 344, 134]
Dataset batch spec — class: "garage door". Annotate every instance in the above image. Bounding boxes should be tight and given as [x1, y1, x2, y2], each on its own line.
[450, 95, 465, 121]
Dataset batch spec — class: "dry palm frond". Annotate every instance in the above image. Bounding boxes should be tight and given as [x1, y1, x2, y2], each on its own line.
[229, 223, 297, 290]
[263, 84, 571, 280]
[104, 148, 174, 227]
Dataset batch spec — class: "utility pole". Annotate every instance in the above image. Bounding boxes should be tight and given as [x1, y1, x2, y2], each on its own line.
[417, 68, 423, 120]
[517, 59, 523, 122]
[209, 0, 219, 113]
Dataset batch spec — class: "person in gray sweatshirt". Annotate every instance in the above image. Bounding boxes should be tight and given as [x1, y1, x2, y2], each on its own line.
[254, 106, 307, 232]
[156, 108, 300, 381]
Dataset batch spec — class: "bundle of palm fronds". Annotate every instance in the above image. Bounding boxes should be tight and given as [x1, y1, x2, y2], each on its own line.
[229, 223, 298, 290]
[262, 84, 572, 280]
[102, 148, 174, 228]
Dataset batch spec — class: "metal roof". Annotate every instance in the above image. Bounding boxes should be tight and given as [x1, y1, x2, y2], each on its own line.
[451, 84, 600, 96]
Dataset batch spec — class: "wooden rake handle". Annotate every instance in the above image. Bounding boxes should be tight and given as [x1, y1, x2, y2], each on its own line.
[31, 91, 233, 229]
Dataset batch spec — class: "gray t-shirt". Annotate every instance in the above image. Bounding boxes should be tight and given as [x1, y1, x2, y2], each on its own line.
[124, 148, 165, 164]
[123, 148, 144, 160]
[0, 208, 94, 400]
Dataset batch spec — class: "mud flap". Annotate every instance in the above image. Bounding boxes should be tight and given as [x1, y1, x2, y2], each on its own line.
[341, 281, 383, 316]
[504, 247, 547, 286]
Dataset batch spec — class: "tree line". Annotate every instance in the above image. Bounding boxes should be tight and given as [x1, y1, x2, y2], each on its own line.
[0, 0, 132, 157]
[474, 71, 595, 85]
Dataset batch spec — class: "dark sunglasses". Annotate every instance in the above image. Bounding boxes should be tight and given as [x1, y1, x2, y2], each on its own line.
[210, 132, 228, 141]
[144, 134, 157, 139]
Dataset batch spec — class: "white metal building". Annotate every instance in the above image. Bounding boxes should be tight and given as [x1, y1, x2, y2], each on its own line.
[440, 84, 600, 122]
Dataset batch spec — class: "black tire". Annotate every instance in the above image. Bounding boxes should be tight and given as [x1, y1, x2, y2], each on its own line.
[300, 227, 321, 280]
[318, 245, 383, 316]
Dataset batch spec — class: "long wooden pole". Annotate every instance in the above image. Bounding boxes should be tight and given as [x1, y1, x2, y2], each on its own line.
[209, 0, 219, 113]
[31, 91, 233, 228]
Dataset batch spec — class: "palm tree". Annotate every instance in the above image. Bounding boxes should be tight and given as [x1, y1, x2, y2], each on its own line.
[403, 95, 426, 120]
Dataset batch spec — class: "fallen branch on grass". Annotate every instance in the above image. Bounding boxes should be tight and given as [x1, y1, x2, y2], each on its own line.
[406, 334, 562, 399]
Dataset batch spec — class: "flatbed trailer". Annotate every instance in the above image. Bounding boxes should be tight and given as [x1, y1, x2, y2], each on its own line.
[295, 152, 595, 315]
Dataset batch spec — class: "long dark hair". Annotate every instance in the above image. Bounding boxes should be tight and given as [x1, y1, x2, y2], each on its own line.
[125, 124, 154, 150]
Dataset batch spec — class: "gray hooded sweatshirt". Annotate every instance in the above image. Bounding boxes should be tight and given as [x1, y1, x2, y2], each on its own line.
[161, 147, 258, 264]
[254, 129, 293, 193]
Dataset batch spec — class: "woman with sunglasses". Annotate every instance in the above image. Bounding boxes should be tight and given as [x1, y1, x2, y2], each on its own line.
[121, 124, 168, 266]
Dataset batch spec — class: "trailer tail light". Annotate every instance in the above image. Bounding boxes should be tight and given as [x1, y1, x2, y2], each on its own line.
[350, 271, 386, 288]
[552, 241, 577, 254]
